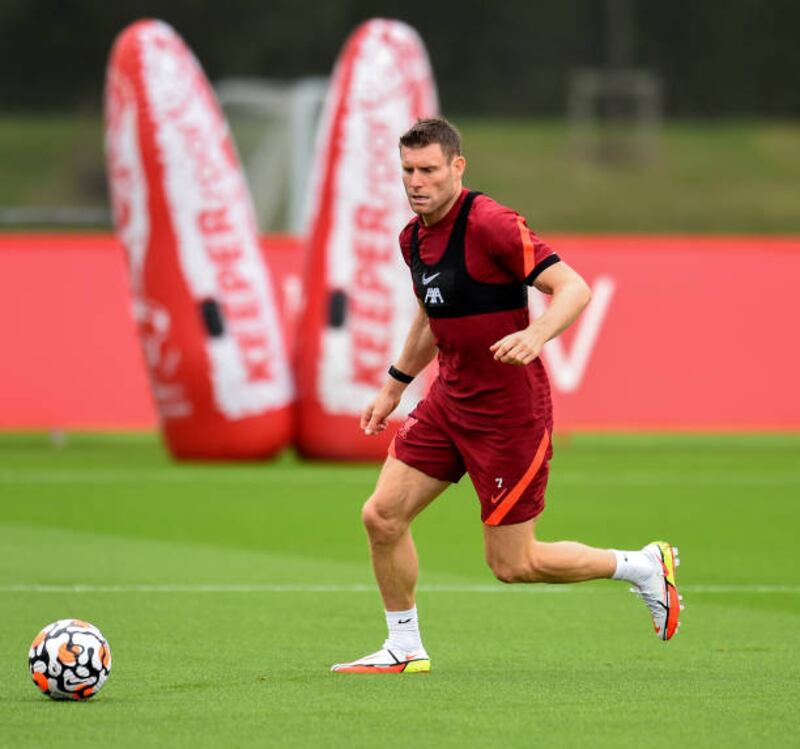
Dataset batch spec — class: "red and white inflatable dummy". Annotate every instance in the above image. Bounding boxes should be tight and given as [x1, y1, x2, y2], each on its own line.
[105, 20, 293, 459]
[296, 19, 439, 459]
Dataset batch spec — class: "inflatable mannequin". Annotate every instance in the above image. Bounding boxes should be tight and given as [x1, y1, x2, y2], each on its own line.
[296, 19, 439, 459]
[105, 20, 293, 459]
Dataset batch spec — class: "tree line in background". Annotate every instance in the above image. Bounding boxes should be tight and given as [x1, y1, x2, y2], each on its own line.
[0, 0, 797, 116]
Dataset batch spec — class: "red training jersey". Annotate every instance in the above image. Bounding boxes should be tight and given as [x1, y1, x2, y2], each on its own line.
[399, 188, 559, 426]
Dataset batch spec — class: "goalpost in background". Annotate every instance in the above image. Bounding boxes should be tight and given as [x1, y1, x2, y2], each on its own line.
[567, 0, 662, 164]
[216, 77, 329, 235]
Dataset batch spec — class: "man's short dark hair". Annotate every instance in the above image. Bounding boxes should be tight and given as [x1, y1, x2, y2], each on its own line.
[399, 118, 462, 161]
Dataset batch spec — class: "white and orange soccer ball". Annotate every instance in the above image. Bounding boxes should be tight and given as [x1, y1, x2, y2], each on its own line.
[29, 619, 111, 700]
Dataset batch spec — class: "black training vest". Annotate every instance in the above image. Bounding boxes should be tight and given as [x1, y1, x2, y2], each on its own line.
[410, 191, 528, 318]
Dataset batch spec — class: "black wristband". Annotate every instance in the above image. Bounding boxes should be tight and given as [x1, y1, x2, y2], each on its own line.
[388, 365, 415, 384]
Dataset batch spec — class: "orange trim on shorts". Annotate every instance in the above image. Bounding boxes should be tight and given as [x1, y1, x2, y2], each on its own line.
[484, 429, 550, 526]
[388, 436, 397, 458]
[516, 215, 535, 278]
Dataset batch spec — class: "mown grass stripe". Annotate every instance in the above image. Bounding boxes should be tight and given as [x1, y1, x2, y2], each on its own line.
[1, 470, 798, 486]
[1, 583, 797, 594]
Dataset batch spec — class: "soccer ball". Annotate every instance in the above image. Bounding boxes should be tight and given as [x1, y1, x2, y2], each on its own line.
[28, 619, 112, 700]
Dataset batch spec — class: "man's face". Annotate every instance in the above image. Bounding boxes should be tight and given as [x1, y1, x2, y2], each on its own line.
[400, 143, 465, 224]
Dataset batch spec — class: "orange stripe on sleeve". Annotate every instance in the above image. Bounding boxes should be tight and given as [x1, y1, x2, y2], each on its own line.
[484, 429, 550, 526]
[516, 215, 536, 278]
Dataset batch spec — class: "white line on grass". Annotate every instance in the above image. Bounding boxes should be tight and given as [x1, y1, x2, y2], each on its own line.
[1, 583, 798, 594]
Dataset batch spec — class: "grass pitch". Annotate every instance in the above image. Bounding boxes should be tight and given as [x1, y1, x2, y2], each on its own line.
[0, 432, 798, 747]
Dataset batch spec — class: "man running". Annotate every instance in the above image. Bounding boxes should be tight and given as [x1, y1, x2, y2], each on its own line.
[331, 118, 681, 674]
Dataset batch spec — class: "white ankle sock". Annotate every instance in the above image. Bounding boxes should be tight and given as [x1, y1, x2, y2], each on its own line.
[385, 606, 424, 653]
[611, 549, 657, 586]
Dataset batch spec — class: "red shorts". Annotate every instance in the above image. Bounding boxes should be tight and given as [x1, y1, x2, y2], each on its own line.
[390, 394, 552, 526]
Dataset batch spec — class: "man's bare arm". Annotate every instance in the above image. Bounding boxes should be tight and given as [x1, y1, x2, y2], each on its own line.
[490, 261, 591, 366]
[362, 302, 437, 435]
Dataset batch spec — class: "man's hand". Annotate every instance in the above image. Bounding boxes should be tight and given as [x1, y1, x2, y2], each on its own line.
[361, 384, 404, 435]
[489, 326, 546, 366]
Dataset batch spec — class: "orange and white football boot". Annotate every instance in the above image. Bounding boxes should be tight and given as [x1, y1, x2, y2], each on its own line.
[633, 541, 683, 641]
[331, 643, 430, 674]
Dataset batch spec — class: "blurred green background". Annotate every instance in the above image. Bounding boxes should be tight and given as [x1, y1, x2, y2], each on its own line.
[1, 0, 798, 234]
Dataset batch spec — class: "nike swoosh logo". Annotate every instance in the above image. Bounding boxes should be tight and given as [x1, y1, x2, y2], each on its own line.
[490, 489, 508, 504]
[422, 272, 441, 285]
[397, 618, 412, 624]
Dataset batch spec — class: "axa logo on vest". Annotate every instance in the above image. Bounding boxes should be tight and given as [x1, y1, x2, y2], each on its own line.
[424, 286, 444, 305]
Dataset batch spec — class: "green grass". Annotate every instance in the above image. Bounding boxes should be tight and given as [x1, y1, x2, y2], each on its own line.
[2, 114, 800, 233]
[0, 432, 799, 747]
[461, 118, 800, 234]
[0, 114, 105, 207]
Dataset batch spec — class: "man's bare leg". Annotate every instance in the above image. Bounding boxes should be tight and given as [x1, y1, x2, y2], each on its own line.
[483, 520, 616, 583]
[362, 456, 449, 609]
[483, 520, 682, 640]
[330, 457, 448, 673]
